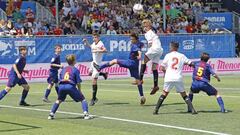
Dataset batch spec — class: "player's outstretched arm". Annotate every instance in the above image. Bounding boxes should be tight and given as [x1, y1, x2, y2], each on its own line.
[213, 74, 221, 82]
[51, 64, 63, 69]
[137, 51, 142, 60]
[82, 38, 91, 47]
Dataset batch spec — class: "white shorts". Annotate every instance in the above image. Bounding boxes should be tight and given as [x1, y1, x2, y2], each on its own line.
[89, 62, 100, 79]
[163, 81, 185, 93]
[145, 47, 163, 64]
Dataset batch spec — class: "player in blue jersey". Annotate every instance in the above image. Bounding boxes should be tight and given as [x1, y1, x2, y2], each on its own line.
[0, 46, 30, 106]
[93, 33, 146, 105]
[42, 45, 63, 102]
[48, 54, 91, 120]
[188, 52, 227, 113]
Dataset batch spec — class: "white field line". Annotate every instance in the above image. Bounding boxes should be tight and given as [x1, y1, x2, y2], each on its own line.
[0, 104, 230, 135]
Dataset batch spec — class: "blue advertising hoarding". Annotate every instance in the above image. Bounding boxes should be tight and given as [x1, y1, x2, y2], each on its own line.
[198, 12, 233, 30]
[0, 34, 235, 64]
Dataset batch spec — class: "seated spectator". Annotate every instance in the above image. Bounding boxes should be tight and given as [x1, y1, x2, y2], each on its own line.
[12, 8, 24, 22]
[201, 20, 209, 33]
[106, 25, 117, 35]
[26, 7, 35, 23]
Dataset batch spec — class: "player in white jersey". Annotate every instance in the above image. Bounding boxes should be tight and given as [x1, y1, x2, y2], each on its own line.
[83, 33, 108, 106]
[153, 42, 197, 115]
[139, 19, 163, 95]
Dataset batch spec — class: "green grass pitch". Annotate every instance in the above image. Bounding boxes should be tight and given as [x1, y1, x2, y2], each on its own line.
[0, 75, 239, 135]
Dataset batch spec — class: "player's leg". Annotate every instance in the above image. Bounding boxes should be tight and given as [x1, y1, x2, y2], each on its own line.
[150, 62, 159, 95]
[90, 77, 98, 106]
[0, 75, 18, 100]
[139, 54, 150, 81]
[43, 83, 53, 102]
[68, 86, 91, 119]
[19, 77, 30, 106]
[99, 72, 108, 80]
[177, 82, 197, 114]
[202, 83, 227, 113]
[48, 85, 66, 119]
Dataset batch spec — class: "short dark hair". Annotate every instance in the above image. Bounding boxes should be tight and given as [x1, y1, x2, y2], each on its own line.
[55, 44, 62, 49]
[170, 41, 179, 49]
[92, 32, 100, 37]
[130, 32, 139, 40]
[19, 46, 27, 51]
[200, 52, 210, 62]
[66, 54, 76, 65]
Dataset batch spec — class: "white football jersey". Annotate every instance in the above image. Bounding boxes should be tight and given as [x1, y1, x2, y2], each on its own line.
[144, 29, 162, 51]
[91, 40, 105, 65]
[161, 51, 191, 82]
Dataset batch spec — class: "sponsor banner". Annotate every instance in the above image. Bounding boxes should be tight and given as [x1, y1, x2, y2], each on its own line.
[198, 12, 233, 30]
[0, 58, 239, 84]
[0, 34, 235, 64]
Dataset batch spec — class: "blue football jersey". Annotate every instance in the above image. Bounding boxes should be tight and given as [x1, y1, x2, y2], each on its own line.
[10, 56, 26, 74]
[192, 61, 215, 83]
[129, 41, 144, 60]
[50, 54, 61, 71]
[59, 66, 82, 85]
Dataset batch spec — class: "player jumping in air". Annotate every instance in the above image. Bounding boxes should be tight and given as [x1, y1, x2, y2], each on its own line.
[48, 54, 91, 120]
[0, 46, 30, 106]
[153, 42, 197, 115]
[43, 45, 63, 102]
[139, 19, 163, 95]
[93, 33, 146, 105]
[188, 52, 227, 113]
[83, 33, 108, 106]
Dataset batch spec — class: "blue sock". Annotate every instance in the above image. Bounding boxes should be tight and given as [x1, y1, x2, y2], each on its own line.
[51, 102, 60, 114]
[44, 89, 51, 98]
[55, 86, 59, 94]
[0, 89, 8, 100]
[100, 63, 110, 70]
[81, 100, 88, 112]
[189, 93, 193, 102]
[217, 97, 225, 111]
[137, 84, 144, 97]
[20, 89, 29, 102]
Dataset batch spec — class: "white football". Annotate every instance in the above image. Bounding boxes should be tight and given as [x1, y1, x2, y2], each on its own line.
[133, 4, 143, 13]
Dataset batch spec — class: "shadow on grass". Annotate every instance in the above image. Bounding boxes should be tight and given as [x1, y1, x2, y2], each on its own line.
[197, 110, 232, 113]
[144, 102, 185, 107]
[103, 102, 130, 105]
[0, 120, 41, 132]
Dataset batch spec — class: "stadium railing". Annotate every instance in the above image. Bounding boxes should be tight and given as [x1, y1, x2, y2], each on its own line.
[35, 2, 55, 24]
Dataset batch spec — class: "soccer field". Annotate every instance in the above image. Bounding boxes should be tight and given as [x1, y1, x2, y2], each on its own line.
[0, 75, 239, 135]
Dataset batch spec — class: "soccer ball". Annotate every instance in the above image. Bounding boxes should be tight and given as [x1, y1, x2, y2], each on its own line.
[133, 4, 143, 14]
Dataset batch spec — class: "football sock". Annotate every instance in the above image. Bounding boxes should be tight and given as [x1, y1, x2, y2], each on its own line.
[99, 72, 106, 76]
[81, 100, 88, 112]
[100, 63, 110, 70]
[44, 89, 51, 98]
[140, 64, 146, 80]
[55, 86, 59, 94]
[189, 93, 194, 102]
[153, 70, 158, 87]
[51, 102, 59, 114]
[92, 85, 97, 100]
[155, 95, 166, 111]
[217, 97, 225, 111]
[183, 96, 195, 112]
[0, 89, 8, 100]
[20, 89, 29, 102]
[137, 84, 144, 97]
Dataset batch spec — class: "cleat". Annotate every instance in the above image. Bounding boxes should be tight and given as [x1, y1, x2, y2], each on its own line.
[43, 97, 51, 103]
[153, 110, 159, 115]
[103, 72, 108, 80]
[19, 101, 30, 106]
[131, 80, 143, 85]
[150, 86, 159, 95]
[221, 109, 228, 113]
[83, 112, 92, 120]
[89, 98, 98, 106]
[93, 62, 100, 71]
[140, 96, 146, 105]
[48, 113, 54, 120]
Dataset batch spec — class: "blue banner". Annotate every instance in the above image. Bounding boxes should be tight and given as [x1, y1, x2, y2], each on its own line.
[198, 13, 233, 30]
[0, 34, 235, 64]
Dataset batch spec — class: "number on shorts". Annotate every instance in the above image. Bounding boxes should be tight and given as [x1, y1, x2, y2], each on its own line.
[197, 67, 204, 77]
[171, 57, 179, 70]
[64, 72, 70, 81]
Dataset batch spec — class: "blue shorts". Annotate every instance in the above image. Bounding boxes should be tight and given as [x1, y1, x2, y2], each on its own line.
[47, 71, 58, 84]
[190, 81, 217, 96]
[58, 84, 85, 102]
[117, 59, 139, 79]
[7, 73, 28, 87]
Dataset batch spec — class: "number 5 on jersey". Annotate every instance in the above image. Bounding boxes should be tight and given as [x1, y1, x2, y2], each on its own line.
[197, 67, 204, 77]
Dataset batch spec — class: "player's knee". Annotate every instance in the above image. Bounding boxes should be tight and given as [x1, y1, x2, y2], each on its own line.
[5, 87, 11, 92]
[56, 100, 62, 104]
[24, 85, 30, 91]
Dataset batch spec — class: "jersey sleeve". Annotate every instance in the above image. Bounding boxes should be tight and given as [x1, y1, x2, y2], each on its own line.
[75, 69, 82, 84]
[161, 55, 168, 67]
[98, 41, 105, 49]
[208, 64, 216, 75]
[183, 55, 192, 65]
